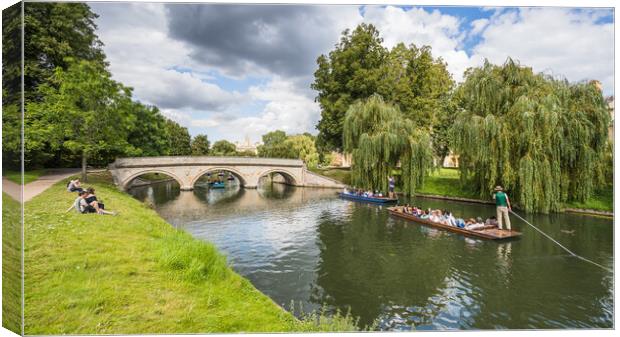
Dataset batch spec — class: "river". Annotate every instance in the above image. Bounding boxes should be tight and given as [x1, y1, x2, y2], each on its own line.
[128, 180, 613, 330]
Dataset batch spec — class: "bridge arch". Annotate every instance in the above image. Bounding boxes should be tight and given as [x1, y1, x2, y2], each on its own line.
[190, 167, 248, 188]
[258, 168, 299, 186]
[121, 169, 184, 190]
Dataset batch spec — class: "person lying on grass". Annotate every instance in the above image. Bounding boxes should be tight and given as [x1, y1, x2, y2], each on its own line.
[66, 190, 116, 215]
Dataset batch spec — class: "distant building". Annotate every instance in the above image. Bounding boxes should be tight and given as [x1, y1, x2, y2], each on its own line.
[442, 152, 459, 168]
[606, 96, 614, 142]
[234, 136, 261, 155]
[329, 152, 352, 167]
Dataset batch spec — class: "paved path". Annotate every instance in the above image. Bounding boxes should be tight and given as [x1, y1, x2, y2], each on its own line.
[3, 168, 81, 202]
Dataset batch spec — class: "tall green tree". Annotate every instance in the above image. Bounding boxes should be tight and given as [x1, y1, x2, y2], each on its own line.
[286, 134, 320, 168]
[27, 59, 136, 181]
[164, 120, 191, 156]
[312, 25, 453, 158]
[3, 2, 107, 168]
[257, 130, 295, 158]
[191, 134, 210, 156]
[211, 140, 237, 156]
[127, 103, 170, 157]
[312, 23, 387, 152]
[450, 59, 610, 213]
[343, 95, 433, 194]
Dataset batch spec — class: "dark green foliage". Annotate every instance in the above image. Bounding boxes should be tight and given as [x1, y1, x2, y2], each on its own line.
[211, 140, 237, 156]
[3, 2, 182, 169]
[343, 95, 433, 195]
[190, 134, 210, 156]
[312, 23, 387, 152]
[450, 59, 611, 213]
[127, 104, 171, 157]
[313, 24, 453, 157]
[257, 130, 320, 167]
[26, 59, 137, 180]
[164, 119, 191, 156]
[257, 130, 296, 159]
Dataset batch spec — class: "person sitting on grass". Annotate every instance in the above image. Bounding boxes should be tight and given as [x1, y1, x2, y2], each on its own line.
[84, 187, 116, 215]
[66, 191, 92, 213]
[66, 179, 83, 193]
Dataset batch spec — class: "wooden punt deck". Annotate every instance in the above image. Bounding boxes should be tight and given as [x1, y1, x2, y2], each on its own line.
[388, 207, 522, 240]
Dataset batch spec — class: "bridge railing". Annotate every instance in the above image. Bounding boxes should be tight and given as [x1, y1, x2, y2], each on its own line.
[110, 156, 305, 168]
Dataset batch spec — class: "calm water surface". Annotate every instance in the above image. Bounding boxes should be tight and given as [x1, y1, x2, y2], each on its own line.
[128, 181, 613, 330]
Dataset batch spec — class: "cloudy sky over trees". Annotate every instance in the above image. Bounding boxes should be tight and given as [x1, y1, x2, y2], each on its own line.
[89, 2, 614, 142]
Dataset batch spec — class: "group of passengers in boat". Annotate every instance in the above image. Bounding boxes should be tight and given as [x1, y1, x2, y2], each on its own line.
[343, 187, 384, 198]
[65, 178, 117, 215]
[399, 204, 498, 231]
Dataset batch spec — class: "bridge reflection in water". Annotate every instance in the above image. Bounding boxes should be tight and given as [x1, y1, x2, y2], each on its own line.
[128, 180, 613, 331]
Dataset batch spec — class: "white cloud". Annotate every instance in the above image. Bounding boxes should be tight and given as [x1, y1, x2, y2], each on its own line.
[471, 8, 614, 94]
[205, 77, 321, 141]
[362, 6, 477, 82]
[470, 18, 489, 35]
[91, 3, 243, 112]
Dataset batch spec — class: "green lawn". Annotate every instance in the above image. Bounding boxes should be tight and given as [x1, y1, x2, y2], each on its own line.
[563, 186, 613, 212]
[416, 168, 479, 199]
[3, 169, 46, 184]
[23, 172, 359, 334]
[310, 167, 352, 185]
[2, 193, 22, 334]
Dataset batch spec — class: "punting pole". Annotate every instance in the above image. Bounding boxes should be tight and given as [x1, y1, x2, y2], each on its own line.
[509, 210, 612, 273]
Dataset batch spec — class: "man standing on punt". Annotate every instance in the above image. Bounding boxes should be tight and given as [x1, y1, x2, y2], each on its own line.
[493, 185, 512, 231]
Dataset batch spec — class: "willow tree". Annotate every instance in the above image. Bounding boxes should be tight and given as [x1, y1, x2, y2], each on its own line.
[343, 95, 433, 194]
[451, 59, 610, 213]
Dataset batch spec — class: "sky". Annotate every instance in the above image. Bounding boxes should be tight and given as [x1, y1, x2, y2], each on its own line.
[88, 2, 614, 143]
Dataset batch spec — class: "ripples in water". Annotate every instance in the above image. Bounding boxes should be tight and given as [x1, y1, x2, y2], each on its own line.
[128, 182, 614, 330]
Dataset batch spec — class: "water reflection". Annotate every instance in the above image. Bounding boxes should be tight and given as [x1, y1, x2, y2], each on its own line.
[128, 181, 613, 330]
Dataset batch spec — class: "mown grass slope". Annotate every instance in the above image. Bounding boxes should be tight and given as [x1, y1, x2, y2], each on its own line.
[2, 193, 22, 334]
[23, 173, 358, 334]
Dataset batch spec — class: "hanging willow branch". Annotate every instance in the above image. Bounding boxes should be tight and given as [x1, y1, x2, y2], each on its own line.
[450, 59, 610, 213]
[343, 95, 433, 195]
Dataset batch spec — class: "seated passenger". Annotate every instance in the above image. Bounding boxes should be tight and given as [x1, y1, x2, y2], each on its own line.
[485, 216, 498, 227]
[447, 213, 457, 226]
[466, 217, 486, 230]
[420, 210, 430, 219]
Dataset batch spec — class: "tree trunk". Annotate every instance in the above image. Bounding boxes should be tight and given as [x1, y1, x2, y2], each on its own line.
[82, 151, 88, 182]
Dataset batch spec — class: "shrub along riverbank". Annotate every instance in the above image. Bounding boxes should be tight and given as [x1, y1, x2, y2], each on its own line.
[23, 172, 359, 334]
[314, 167, 612, 213]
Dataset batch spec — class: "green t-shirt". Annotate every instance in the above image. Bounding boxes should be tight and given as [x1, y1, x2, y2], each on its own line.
[495, 191, 508, 207]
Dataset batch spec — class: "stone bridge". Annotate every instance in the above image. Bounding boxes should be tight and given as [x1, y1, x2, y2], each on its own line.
[109, 156, 345, 191]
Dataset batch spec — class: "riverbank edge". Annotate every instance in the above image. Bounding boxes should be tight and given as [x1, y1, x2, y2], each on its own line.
[22, 173, 358, 334]
[407, 193, 614, 218]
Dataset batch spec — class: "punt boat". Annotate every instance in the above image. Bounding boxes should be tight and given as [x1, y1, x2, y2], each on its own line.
[210, 181, 226, 189]
[388, 206, 522, 240]
[338, 192, 398, 204]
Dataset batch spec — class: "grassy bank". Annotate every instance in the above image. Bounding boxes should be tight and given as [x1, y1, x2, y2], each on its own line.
[311, 167, 352, 185]
[23, 172, 359, 334]
[319, 167, 613, 212]
[3, 169, 46, 184]
[2, 193, 22, 334]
